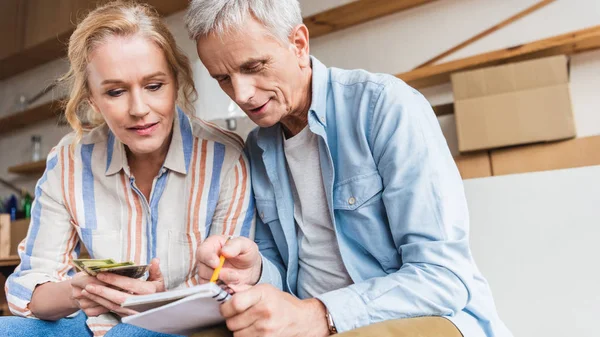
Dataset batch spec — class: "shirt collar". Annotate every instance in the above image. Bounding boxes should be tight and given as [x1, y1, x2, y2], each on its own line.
[308, 56, 329, 127]
[105, 107, 192, 176]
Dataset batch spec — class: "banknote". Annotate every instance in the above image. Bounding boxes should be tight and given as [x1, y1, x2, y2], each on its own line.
[73, 258, 149, 278]
[73, 258, 116, 275]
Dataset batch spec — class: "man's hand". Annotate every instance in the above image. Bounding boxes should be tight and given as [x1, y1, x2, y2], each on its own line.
[197, 235, 262, 286]
[220, 284, 330, 337]
[76, 258, 165, 317]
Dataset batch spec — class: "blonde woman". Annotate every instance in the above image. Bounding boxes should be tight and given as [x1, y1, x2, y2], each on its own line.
[0, 2, 253, 336]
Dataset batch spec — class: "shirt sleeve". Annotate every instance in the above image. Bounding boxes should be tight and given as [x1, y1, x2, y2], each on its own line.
[317, 78, 474, 332]
[209, 151, 255, 239]
[6, 147, 81, 317]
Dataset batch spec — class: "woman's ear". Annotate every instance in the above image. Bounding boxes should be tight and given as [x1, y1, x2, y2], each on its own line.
[88, 97, 100, 114]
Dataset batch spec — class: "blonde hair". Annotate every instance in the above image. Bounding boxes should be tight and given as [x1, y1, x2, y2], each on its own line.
[60, 1, 197, 140]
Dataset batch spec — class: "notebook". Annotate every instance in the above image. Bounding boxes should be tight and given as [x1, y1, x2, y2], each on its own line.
[121, 283, 231, 335]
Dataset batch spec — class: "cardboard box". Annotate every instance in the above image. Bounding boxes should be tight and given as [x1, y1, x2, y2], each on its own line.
[0, 215, 29, 258]
[452, 55, 576, 152]
[491, 135, 600, 176]
[454, 152, 492, 179]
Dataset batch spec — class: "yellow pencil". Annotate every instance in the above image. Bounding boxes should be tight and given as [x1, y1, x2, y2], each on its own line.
[209, 237, 231, 283]
[209, 255, 226, 283]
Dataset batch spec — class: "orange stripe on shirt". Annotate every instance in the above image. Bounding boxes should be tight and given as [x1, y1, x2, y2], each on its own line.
[8, 302, 29, 315]
[60, 147, 74, 222]
[193, 116, 244, 149]
[221, 166, 240, 235]
[133, 189, 143, 264]
[57, 227, 77, 276]
[229, 157, 248, 236]
[192, 140, 208, 245]
[120, 172, 134, 262]
[185, 139, 199, 286]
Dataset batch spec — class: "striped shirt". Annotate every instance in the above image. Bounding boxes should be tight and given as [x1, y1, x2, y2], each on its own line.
[5, 108, 255, 336]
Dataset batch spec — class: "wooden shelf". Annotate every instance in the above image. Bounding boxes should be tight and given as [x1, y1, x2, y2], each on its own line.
[305, 0, 437, 39]
[0, 0, 189, 81]
[397, 25, 600, 89]
[8, 160, 46, 175]
[432, 103, 454, 117]
[0, 100, 63, 136]
[0, 256, 20, 268]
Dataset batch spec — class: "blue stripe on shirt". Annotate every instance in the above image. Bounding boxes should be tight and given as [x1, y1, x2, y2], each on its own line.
[81, 144, 97, 253]
[7, 277, 33, 301]
[20, 155, 59, 272]
[178, 108, 193, 172]
[205, 143, 225, 234]
[106, 131, 114, 172]
[148, 171, 169, 259]
[241, 191, 255, 238]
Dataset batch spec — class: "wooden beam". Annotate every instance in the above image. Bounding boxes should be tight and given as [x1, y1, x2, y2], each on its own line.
[0, 0, 189, 81]
[304, 0, 437, 39]
[432, 103, 454, 117]
[397, 25, 600, 89]
[414, 0, 555, 69]
[8, 160, 46, 175]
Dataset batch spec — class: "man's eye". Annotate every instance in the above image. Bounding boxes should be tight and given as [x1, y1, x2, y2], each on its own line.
[217, 76, 231, 83]
[107, 89, 125, 97]
[246, 63, 262, 72]
[147, 83, 163, 91]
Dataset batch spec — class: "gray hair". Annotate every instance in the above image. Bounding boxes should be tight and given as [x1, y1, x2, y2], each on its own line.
[184, 0, 302, 44]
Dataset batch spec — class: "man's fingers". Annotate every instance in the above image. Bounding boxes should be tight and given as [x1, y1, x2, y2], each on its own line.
[220, 237, 254, 260]
[197, 262, 215, 284]
[220, 287, 262, 319]
[224, 303, 259, 332]
[196, 235, 230, 268]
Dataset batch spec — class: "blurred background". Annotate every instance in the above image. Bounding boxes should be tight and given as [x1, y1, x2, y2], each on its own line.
[0, 1, 599, 336]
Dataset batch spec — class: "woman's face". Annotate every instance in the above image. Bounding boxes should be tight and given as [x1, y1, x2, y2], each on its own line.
[87, 35, 177, 157]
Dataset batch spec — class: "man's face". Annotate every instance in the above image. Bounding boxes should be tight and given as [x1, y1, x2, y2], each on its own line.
[196, 16, 310, 128]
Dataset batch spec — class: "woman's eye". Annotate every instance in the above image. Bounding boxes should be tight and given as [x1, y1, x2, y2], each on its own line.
[107, 89, 125, 97]
[147, 83, 163, 91]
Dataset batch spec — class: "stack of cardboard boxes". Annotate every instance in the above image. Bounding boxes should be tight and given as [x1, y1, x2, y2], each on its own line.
[451, 55, 600, 179]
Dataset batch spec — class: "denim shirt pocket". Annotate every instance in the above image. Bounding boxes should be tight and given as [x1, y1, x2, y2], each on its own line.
[255, 199, 280, 224]
[333, 171, 384, 210]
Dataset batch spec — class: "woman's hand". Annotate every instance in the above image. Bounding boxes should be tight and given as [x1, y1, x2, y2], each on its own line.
[70, 272, 112, 317]
[75, 258, 166, 317]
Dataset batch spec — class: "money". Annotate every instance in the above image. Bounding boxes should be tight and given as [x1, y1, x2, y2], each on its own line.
[73, 258, 150, 278]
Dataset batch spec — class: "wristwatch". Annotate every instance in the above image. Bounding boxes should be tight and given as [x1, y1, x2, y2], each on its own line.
[325, 310, 338, 334]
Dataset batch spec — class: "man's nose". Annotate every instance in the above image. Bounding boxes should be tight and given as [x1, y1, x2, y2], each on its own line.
[231, 75, 256, 106]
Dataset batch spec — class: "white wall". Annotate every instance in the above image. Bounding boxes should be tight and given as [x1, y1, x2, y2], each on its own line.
[465, 165, 600, 337]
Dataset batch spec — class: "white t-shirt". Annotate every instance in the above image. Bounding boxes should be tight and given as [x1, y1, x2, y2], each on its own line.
[283, 126, 353, 299]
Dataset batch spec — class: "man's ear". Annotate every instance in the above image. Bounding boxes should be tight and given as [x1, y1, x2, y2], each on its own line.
[290, 24, 310, 68]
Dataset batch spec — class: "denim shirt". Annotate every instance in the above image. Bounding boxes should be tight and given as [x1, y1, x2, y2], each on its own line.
[245, 57, 513, 337]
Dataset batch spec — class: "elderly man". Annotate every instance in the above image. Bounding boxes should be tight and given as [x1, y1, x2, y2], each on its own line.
[186, 1, 512, 337]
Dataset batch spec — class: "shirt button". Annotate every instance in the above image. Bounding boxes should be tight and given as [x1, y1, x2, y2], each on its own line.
[260, 212, 265, 220]
[348, 197, 356, 205]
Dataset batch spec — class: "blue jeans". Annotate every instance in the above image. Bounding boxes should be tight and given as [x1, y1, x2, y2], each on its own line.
[0, 311, 184, 337]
